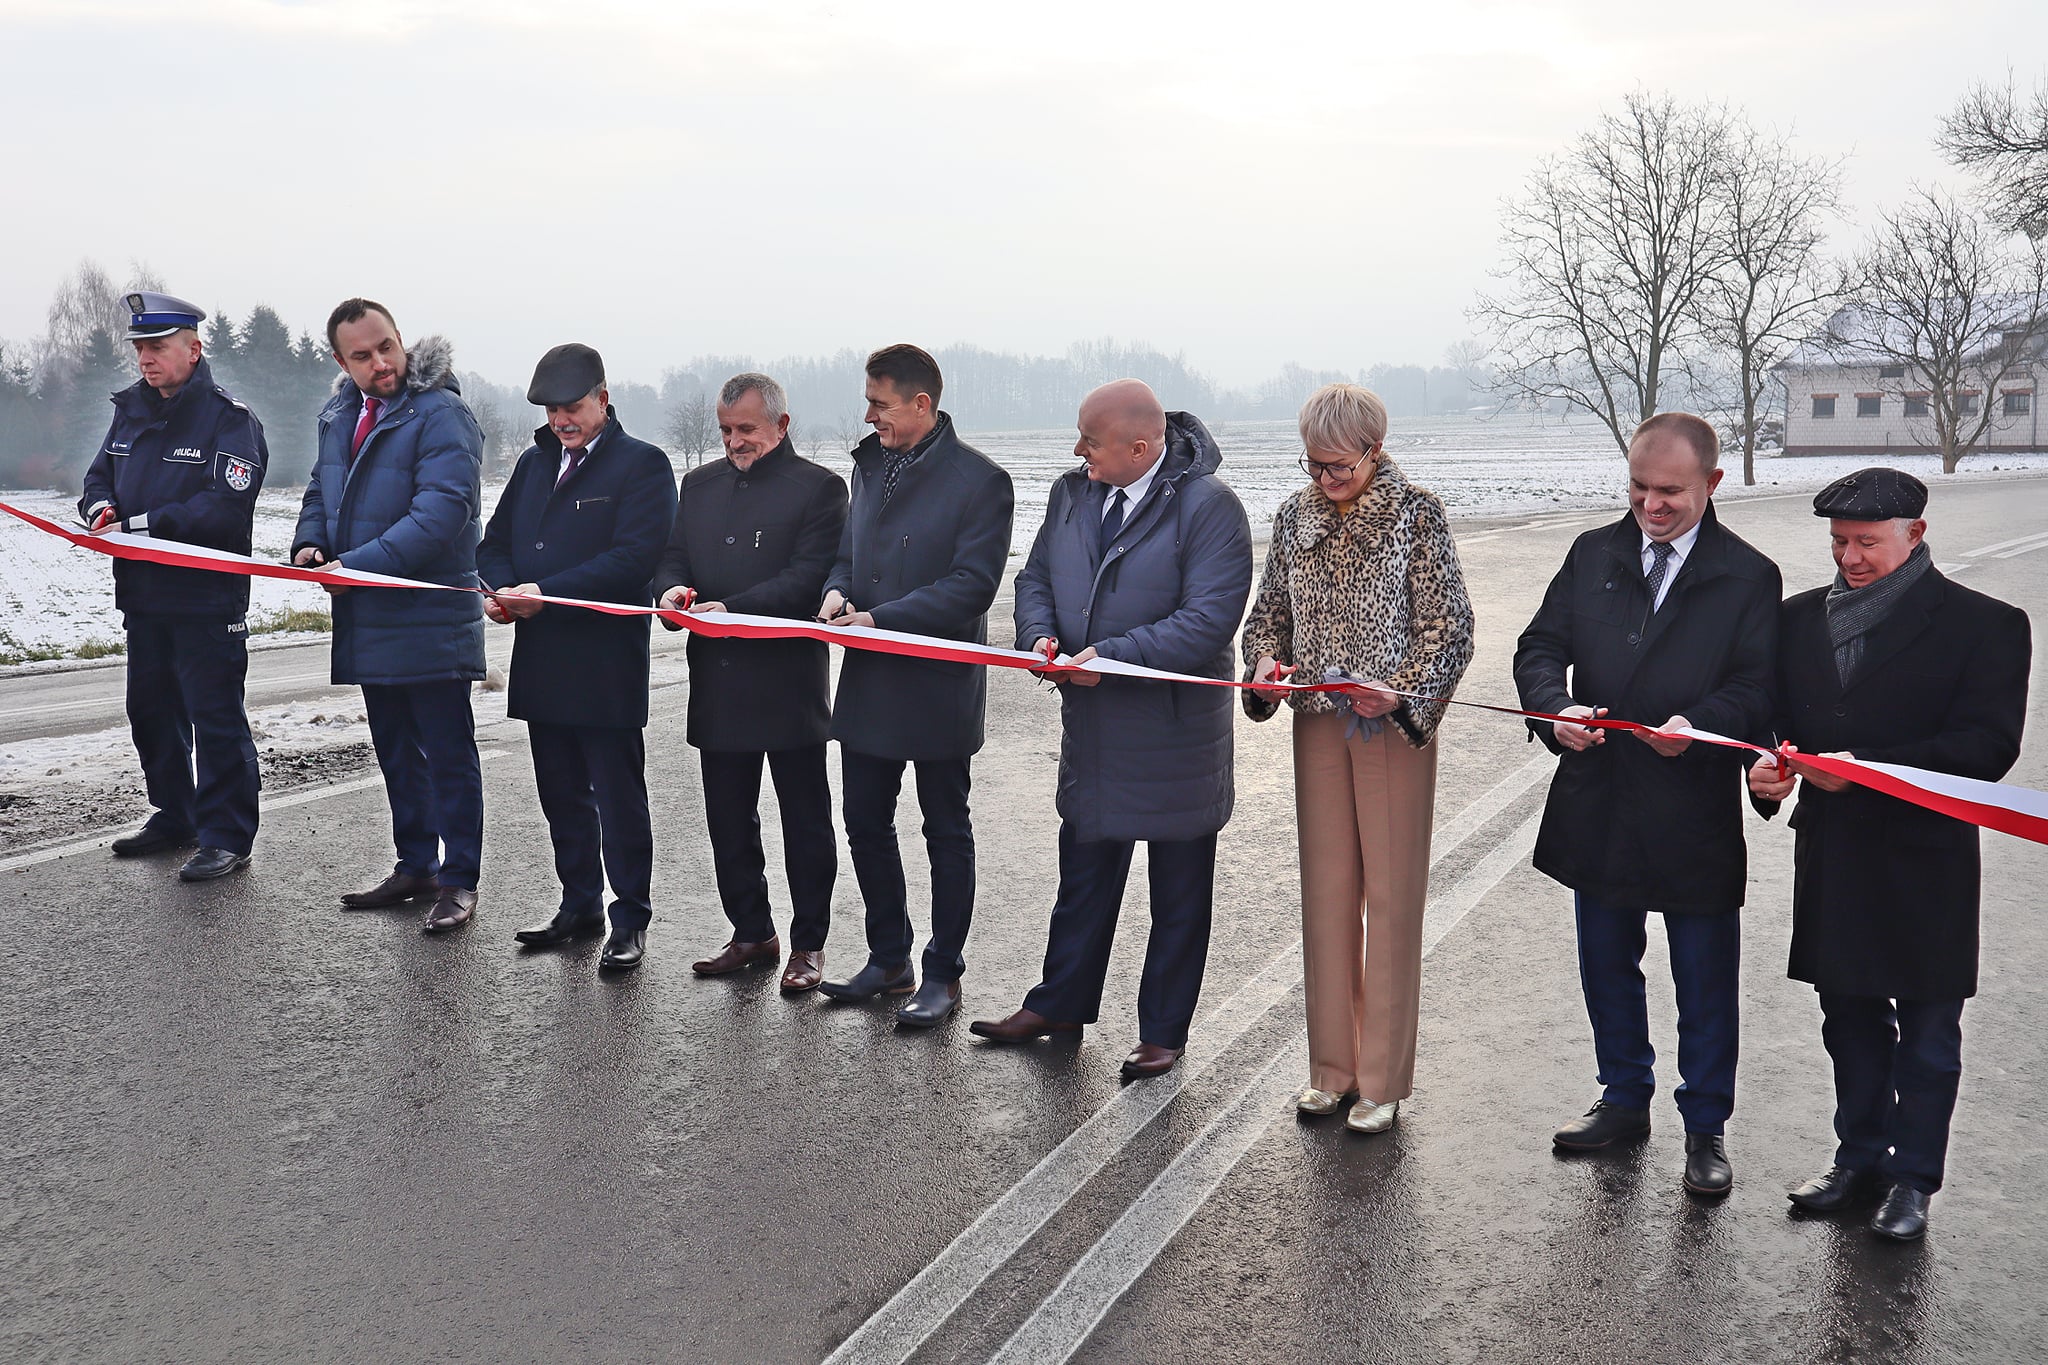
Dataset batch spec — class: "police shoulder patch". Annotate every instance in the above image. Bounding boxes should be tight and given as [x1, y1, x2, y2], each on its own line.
[224, 455, 255, 492]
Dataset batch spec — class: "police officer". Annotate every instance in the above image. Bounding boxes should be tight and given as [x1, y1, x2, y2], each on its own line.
[79, 292, 268, 882]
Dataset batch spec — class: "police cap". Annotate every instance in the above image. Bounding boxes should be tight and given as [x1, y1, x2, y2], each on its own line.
[125, 291, 207, 340]
[526, 343, 606, 406]
[1811, 467, 1928, 521]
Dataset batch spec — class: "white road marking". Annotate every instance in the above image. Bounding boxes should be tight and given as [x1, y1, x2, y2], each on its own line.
[1962, 529, 2048, 558]
[0, 751, 508, 874]
[987, 807, 1548, 1365]
[824, 754, 1555, 1365]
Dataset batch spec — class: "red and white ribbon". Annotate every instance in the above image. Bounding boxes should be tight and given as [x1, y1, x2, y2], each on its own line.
[7, 499, 2043, 846]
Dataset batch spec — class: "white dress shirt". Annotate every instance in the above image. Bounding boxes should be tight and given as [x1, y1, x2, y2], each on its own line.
[1641, 520, 1702, 611]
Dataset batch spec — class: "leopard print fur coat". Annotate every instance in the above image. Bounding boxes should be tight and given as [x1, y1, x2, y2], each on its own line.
[1239, 456, 1474, 745]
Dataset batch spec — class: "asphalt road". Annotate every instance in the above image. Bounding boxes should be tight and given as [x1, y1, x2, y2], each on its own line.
[3, 474, 2046, 1364]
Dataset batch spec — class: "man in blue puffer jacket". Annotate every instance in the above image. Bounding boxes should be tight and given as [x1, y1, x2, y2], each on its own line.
[971, 380, 1253, 1078]
[291, 298, 487, 935]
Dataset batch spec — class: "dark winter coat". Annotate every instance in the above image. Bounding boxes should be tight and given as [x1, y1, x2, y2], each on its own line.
[79, 358, 268, 621]
[476, 411, 677, 729]
[1013, 412, 1253, 843]
[653, 438, 849, 752]
[292, 336, 486, 686]
[1755, 568, 2030, 998]
[823, 413, 1014, 762]
[1513, 504, 1781, 913]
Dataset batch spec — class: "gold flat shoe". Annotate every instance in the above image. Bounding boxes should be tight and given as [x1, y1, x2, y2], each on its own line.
[1346, 1098, 1399, 1134]
[1295, 1086, 1350, 1115]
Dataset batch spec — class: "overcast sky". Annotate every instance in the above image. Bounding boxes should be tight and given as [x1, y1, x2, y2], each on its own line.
[2, 0, 2042, 390]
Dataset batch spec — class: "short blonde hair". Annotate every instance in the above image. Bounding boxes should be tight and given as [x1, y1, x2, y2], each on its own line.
[1299, 384, 1388, 455]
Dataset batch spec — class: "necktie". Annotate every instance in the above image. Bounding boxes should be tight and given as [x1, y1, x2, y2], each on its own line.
[1645, 540, 1676, 611]
[556, 445, 585, 490]
[1100, 487, 1128, 556]
[349, 397, 382, 462]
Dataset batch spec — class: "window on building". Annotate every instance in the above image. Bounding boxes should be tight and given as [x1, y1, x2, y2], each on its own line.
[1904, 394, 1930, 417]
[1959, 392, 1981, 416]
[1811, 395, 1836, 419]
[1878, 364, 1906, 379]
[1856, 396, 1882, 417]
[2005, 391, 2033, 416]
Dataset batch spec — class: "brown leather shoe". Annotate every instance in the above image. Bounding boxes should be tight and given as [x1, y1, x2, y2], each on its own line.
[693, 935, 782, 975]
[968, 1007, 1081, 1043]
[781, 950, 825, 993]
[1120, 1042, 1183, 1078]
[341, 871, 441, 909]
[422, 887, 477, 934]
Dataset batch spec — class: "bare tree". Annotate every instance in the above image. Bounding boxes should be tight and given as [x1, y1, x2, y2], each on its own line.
[40, 258, 164, 389]
[1700, 125, 1844, 485]
[1472, 92, 1732, 455]
[1940, 76, 2048, 240]
[831, 412, 866, 456]
[662, 391, 717, 468]
[1837, 189, 2048, 473]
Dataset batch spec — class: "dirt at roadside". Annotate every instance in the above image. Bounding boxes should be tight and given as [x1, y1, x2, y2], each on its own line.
[0, 742, 379, 854]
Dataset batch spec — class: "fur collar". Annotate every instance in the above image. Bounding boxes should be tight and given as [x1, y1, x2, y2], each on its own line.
[1290, 455, 1414, 553]
[329, 333, 458, 398]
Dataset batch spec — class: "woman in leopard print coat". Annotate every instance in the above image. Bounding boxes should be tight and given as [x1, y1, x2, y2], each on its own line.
[1242, 384, 1474, 1133]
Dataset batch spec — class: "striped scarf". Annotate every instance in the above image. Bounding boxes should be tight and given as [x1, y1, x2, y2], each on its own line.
[1824, 541, 1931, 685]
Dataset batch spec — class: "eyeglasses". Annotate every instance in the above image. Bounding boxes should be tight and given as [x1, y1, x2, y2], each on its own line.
[1298, 447, 1378, 481]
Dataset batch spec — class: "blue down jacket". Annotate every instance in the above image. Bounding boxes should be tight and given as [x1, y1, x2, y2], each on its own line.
[1013, 412, 1253, 842]
[292, 335, 486, 685]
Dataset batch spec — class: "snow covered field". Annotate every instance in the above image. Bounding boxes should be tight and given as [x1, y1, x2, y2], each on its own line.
[3, 412, 2042, 663]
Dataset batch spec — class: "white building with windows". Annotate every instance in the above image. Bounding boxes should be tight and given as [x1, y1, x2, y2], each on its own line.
[1775, 302, 2045, 455]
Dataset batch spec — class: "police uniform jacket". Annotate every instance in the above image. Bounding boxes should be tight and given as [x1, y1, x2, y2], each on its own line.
[1755, 568, 2030, 999]
[292, 336, 486, 686]
[1513, 503, 1781, 913]
[477, 411, 678, 730]
[652, 437, 849, 753]
[79, 357, 267, 621]
[1012, 413, 1253, 843]
[822, 414, 1014, 762]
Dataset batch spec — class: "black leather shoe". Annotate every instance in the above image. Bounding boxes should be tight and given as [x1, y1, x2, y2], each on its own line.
[896, 977, 960, 1027]
[514, 914, 607, 948]
[1683, 1132, 1734, 1197]
[818, 959, 915, 1001]
[422, 887, 477, 934]
[111, 825, 196, 857]
[178, 847, 250, 882]
[1789, 1165, 1878, 1213]
[599, 928, 646, 971]
[1871, 1185, 1930, 1241]
[342, 871, 442, 909]
[1552, 1100, 1651, 1150]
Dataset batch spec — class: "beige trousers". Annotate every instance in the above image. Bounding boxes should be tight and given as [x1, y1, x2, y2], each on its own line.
[1293, 709, 1438, 1102]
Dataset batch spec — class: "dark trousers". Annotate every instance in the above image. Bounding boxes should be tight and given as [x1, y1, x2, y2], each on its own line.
[840, 750, 974, 982]
[1819, 993, 1966, 1194]
[699, 745, 836, 950]
[362, 681, 483, 891]
[124, 614, 260, 854]
[530, 722, 653, 931]
[1023, 824, 1217, 1050]
[1575, 894, 1741, 1134]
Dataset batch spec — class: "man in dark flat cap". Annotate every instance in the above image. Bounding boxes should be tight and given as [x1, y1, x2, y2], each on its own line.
[477, 344, 677, 972]
[1749, 468, 2031, 1242]
[80, 291, 268, 883]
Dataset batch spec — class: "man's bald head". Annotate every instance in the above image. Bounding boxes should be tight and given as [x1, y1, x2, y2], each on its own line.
[1074, 379, 1169, 488]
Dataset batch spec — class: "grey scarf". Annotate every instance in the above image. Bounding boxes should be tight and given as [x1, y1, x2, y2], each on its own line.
[1824, 541, 1931, 685]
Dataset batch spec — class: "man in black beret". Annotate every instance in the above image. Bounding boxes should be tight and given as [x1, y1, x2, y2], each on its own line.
[1749, 467, 2031, 1240]
[477, 344, 678, 972]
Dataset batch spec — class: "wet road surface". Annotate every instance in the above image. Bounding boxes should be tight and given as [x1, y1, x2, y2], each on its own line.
[3, 476, 2046, 1363]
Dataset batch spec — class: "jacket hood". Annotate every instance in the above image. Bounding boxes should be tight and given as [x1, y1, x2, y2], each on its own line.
[329, 333, 460, 399]
[1162, 410, 1222, 479]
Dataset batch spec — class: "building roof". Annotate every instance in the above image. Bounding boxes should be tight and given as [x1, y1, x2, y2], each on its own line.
[1776, 296, 2048, 372]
